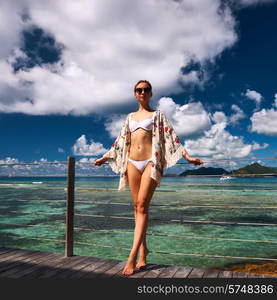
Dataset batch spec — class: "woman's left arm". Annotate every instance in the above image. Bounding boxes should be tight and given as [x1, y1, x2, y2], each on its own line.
[182, 149, 204, 166]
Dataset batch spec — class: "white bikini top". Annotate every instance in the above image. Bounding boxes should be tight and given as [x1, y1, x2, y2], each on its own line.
[129, 113, 154, 132]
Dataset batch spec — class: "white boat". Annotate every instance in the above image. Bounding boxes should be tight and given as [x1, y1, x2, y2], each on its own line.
[219, 175, 234, 180]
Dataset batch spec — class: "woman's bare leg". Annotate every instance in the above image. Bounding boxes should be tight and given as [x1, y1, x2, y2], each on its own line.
[134, 209, 149, 270]
[124, 161, 141, 273]
[126, 161, 147, 257]
[122, 163, 157, 275]
[135, 211, 149, 270]
[125, 161, 148, 273]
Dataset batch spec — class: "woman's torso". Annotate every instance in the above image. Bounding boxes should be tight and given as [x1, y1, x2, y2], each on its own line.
[128, 110, 155, 160]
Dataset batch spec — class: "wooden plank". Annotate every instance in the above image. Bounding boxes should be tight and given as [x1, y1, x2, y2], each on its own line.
[44, 256, 93, 278]
[173, 267, 193, 278]
[0, 250, 41, 273]
[37, 256, 90, 278]
[22, 254, 76, 278]
[0, 249, 27, 262]
[247, 273, 264, 278]
[56, 257, 99, 278]
[127, 263, 160, 278]
[177, 267, 193, 278]
[71, 258, 108, 279]
[1, 249, 274, 279]
[97, 261, 126, 278]
[2, 253, 60, 278]
[0, 249, 36, 263]
[0, 251, 50, 278]
[188, 268, 206, 278]
[203, 269, 220, 278]
[81, 259, 121, 279]
[218, 270, 233, 278]
[7, 253, 61, 278]
[55, 257, 102, 278]
[0, 250, 40, 270]
[129, 266, 151, 278]
[232, 271, 249, 278]
[139, 264, 168, 278]
[157, 266, 180, 278]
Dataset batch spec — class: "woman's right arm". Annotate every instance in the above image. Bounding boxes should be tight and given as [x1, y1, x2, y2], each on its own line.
[92, 155, 109, 166]
[92, 114, 130, 167]
[182, 149, 204, 166]
[93, 143, 117, 166]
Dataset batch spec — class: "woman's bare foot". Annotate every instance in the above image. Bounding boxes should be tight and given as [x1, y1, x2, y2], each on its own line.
[122, 255, 137, 276]
[122, 262, 136, 276]
[136, 248, 149, 270]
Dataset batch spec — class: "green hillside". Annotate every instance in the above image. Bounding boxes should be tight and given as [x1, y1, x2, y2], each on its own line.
[233, 162, 277, 174]
[179, 167, 228, 176]
[178, 162, 277, 176]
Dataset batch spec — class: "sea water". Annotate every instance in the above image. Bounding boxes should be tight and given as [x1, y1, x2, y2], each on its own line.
[0, 176, 276, 270]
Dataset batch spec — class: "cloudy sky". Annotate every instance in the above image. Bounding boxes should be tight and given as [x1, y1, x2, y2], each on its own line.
[0, 0, 277, 175]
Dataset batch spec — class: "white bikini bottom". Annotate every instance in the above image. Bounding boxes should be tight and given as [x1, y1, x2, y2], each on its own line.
[128, 158, 152, 173]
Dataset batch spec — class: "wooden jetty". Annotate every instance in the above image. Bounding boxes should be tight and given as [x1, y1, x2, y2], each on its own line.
[0, 247, 276, 279]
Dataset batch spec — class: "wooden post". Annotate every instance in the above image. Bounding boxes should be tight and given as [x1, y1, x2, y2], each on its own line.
[65, 156, 75, 257]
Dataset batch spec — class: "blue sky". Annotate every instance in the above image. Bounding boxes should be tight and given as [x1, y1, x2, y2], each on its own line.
[0, 0, 277, 175]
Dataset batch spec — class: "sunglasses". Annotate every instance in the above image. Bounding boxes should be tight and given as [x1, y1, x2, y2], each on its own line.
[135, 87, 151, 94]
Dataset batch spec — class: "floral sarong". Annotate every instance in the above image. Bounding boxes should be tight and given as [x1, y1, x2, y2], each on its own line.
[103, 110, 184, 191]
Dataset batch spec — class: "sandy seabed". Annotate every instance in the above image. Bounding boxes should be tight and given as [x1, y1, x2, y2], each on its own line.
[228, 262, 277, 276]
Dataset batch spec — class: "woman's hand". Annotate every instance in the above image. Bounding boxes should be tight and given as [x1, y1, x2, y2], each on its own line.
[92, 157, 108, 166]
[187, 157, 204, 166]
[182, 150, 204, 166]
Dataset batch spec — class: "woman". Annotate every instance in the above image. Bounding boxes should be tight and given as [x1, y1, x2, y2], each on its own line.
[93, 80, 203, 276]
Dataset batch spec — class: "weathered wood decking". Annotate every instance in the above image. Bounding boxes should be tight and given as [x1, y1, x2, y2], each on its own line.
[0, 248, 275, 278]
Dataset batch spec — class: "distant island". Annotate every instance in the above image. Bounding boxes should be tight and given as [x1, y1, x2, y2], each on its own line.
[233, 162, 277, 175]
[178, 162, 277, 177]
[179, 167, 228, 176]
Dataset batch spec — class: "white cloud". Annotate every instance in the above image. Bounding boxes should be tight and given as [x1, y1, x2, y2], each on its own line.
[184, 111, 267, 161]
[0, 157, 20, 164]
[229, 104, 246, 125]
[212, 111, 228, 124]
[250, 110, 277, 136]
[78, 157, 95, 163]
[72, 135, 108, 156]
[58, 147, 64, 153]
[0, 155, 118, 176]
[250, 94, 277, 136]
[157, 97, 211, 137]
[0, 1, 25, 58]
[0, 0, 238, 115]
[38, 158, 48, 162]
[104, 114, 127, 139]
[244, 89, 263, 103]
[243, 89, 263, 110]
[252, 142, 269, 150]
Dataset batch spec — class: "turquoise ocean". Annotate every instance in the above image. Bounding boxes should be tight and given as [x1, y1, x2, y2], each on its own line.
[0, 176, 276, 270]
